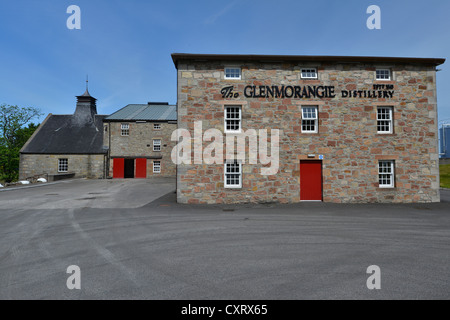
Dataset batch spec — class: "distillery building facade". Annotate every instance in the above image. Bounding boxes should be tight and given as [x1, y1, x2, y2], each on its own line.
[172, 53, 445, 204]
[103, 102, 177, 178]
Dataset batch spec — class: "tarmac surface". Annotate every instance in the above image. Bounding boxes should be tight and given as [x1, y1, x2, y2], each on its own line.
[0, 178, 449, 299]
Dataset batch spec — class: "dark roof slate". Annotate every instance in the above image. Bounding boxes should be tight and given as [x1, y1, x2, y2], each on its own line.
[21, 114, 107, 154]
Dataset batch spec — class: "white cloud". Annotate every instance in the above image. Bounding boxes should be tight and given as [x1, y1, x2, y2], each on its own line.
[204, 0, 241, 25]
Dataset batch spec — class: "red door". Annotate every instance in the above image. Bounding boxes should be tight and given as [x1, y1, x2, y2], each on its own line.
[300, 160, 322, 201]
[135, 158, 147, 178]
[113, 158, 124, 178]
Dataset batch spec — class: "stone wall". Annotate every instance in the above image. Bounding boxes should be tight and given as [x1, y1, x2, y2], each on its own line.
[19, 154, 105, 180]
[176, 60, 440, 204]
[103, 121, 177, 177]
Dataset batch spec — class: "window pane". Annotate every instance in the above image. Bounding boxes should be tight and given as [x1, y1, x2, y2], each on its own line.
[302, 107, 317, 119]
[378, 161, 394, 187]
[225, 68, 241, 79]
[377, 107, 392, 133]
[153, 139, 161, 151]
[58, 159, 68, 172]
[301, 68, 317, 79]
[302, 119, 316, 132]
[153, 161, 161, 173]
[121, 123, 129, 136]
[225, 106, 241, 132]
[225, 161, 241, 187]
[376, 69, 390, 80]
[301, 106, 318, 132]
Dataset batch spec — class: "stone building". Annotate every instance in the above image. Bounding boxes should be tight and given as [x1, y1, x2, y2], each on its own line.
[172, 53, 445, 204]
[19, 88, 107, 180]
[103, 102, 177, 178]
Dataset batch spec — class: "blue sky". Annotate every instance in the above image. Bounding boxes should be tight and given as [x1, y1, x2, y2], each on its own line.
[0, 0, 449, 124]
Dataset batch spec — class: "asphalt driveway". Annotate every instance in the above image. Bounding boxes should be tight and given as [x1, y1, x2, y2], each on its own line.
[0, 179, 449, 299]
[440, 188, 450, 202]
[0, 177, 176, 209]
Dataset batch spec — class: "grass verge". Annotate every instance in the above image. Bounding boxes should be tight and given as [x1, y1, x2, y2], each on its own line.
[440, 164, 450, 188]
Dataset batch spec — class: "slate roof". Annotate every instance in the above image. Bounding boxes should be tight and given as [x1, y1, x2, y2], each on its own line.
[21, 114, 107, 154]
[105, 104, 177, 121]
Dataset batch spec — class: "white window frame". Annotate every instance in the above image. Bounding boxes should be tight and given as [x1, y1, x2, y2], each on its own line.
[378, 160, 395, 188]
[301, 68, 318, 79]
[376, 69, 391, 80]
[153, 139, 161, 152]
[224, 160, 242, 188]
[121, 123, 129, 136]
[224, 67, 241, 80]
[301, 106, 318, 133]
[58, 158, 68, 173]
[153, 161, 161, 173]
[153, 123, 161, 130]
[377, 106, 393, 134]
[224, 105, 242, 133]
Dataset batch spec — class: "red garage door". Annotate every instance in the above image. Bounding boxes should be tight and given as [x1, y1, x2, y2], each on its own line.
[135, 158, 147, 178]
[300, 160, 322, 201]
[113, 158, 124, 178]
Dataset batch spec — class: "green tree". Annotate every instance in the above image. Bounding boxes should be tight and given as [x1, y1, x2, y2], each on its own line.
[13, 122, 39, 149]
[0, 104, 42, 182]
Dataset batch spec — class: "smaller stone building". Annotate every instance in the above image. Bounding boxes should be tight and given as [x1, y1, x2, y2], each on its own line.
[103, 102, 177, 178]
[19, 89, 107, 180]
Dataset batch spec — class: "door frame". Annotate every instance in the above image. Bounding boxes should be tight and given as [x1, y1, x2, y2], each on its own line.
[299, 160, 323, 202]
